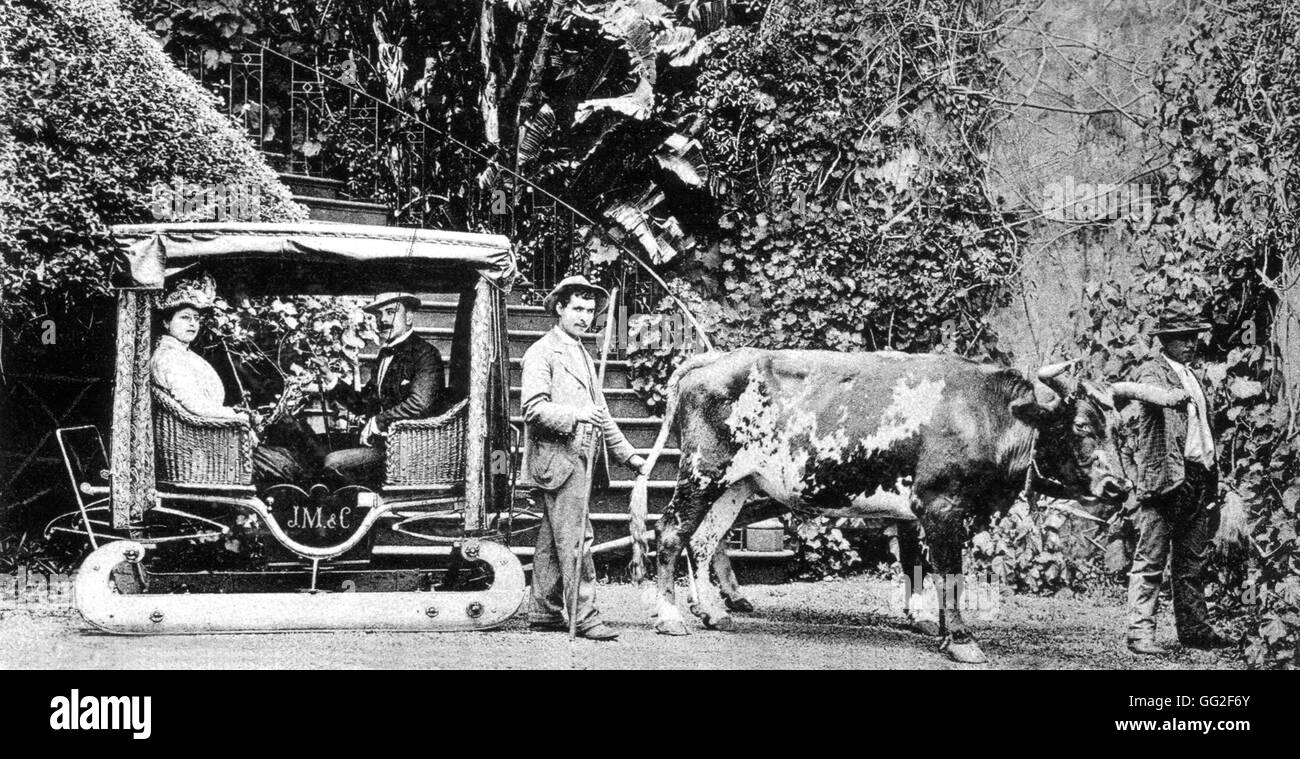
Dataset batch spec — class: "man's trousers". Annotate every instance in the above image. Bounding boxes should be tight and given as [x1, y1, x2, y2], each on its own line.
[322, 445, 385, 489]
[1126, 462, 1219, 642]
[253, 445, 309, 486]
[529, 456, 601, 631]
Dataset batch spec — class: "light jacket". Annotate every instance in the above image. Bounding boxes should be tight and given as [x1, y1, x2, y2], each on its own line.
[519, 326, 636, 490]
[150, 335, 242, 419]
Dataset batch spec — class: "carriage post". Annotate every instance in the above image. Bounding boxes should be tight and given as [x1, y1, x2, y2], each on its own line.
[109, 276, 162, 532]
[463, 275, 495, 534]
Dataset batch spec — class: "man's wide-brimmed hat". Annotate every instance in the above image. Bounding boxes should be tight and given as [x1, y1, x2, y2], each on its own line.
[1150, 316, 1213, 336]
[157, 272, 216, 313]
[363, 292, 422, 314]
[542, 275, 609, 314]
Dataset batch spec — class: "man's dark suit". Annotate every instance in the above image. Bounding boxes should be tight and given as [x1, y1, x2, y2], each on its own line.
[323, 331, 444, 488]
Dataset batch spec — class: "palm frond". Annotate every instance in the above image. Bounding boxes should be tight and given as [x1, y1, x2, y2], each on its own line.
[517, 104, 557, 167]
[575, 76, 654, 123]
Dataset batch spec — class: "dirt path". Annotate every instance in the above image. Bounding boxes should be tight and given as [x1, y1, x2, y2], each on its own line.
[0, 576, 1242, 669]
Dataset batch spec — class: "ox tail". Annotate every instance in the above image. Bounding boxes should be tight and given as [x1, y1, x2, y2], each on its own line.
[629, 350, 726, 583]
[1214, 489, 1248, 552]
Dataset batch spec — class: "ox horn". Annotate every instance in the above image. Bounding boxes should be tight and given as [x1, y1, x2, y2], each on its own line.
[1036, 358, 1080, 402]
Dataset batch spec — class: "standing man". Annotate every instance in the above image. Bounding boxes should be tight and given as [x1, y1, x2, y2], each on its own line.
[323, 292, 444, 489]
[1125, 317, 1232, 655]
[521, 276, 646, 641]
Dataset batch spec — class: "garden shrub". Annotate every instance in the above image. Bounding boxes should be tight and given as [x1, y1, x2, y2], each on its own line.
[0, 0, 308, 532]
[0, 0, 306, 340]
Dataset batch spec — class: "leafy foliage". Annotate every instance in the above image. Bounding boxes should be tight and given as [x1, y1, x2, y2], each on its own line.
[0, 0, 306, 338]
[0, 0, 338, 531]
[122, 0, 731, 270]
[625, 310, 698, 414]
[785, 514, 868, 577]
[122, 0, 490, 222]
[637, 0, 1022, 567]
[203, 293, 372, 414]
[1074, 0, 1300, 668]
[673, 1, 1021, 357]
[968, 505, 1107, 595]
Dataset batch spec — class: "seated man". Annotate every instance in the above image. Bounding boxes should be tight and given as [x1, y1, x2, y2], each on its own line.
[150, 273, 306, 486]
[322, 292, 444, 488]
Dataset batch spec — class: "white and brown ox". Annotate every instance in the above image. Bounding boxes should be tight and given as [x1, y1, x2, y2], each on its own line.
[630, 349, 1152, 663]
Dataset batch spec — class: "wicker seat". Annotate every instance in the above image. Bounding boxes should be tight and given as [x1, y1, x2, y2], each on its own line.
[152, 386, 254, 486]
[385, 399, 468, 487]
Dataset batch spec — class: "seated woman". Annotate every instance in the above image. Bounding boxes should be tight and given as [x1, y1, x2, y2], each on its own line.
[150, 273, 306, 486]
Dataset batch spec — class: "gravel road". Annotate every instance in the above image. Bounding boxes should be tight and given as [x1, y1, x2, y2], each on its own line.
[0, 576, 1242, 669]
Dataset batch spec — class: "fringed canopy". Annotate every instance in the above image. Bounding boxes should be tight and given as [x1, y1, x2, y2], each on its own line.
[111, 222, 518, 295]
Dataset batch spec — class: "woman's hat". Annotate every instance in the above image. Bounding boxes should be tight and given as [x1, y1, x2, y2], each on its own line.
[157, 272, 216, 312]
[542, 275, 609, 314]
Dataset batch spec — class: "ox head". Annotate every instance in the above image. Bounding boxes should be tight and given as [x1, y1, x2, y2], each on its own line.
[1010, 360, 1133, 506]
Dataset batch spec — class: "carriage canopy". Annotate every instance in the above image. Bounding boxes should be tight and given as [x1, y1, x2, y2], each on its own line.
[111, 222, 518, 294]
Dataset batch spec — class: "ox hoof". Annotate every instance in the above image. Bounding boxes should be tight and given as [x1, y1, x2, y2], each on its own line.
[703, 614, 737, 632]
[655, 619, 690, 636]
[941, 637, 988, 664]
[724, 596, 755, 614]
[907, 616, 942, 637]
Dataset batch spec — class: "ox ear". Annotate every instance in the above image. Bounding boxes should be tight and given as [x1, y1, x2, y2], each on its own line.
[1009, 396, 1059, 425]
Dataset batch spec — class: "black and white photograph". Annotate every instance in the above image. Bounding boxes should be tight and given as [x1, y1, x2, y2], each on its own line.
[1, 0, 1297, 698]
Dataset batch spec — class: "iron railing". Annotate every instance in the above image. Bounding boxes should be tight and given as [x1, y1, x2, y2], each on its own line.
[170, 42, 706, 355]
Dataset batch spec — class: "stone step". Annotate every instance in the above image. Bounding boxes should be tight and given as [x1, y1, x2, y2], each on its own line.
[372, 327, 609, 364]
[296, 195, 390, 226]
[499, 304, 558, 332]
[279, 173, 347, 200]
[412, 324, 601, 350]
[509, 356, 631, 389]
[510, 416, 674, 448]
[506, 447, 682, 481]
[412, 300, 554, 328]
[506, 328, 602, 358]
[589, 479, 677, 514]
[508, 386, 648, 418]
[355, 347, 635, 392]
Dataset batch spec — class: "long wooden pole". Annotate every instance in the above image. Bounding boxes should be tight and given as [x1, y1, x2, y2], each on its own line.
[570, 288, 618, 639]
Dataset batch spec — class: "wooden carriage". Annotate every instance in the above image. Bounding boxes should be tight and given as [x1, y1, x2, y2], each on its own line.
[55, 222, 526, 634]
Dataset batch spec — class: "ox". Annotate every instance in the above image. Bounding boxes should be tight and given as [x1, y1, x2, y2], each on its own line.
[630, 349, 1147, 663]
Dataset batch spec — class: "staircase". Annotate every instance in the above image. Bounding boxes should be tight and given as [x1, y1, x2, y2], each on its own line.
[411, 296, 793, 582]
[281, 174, 792, 582]
[280, 173, 389, 226]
